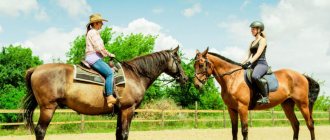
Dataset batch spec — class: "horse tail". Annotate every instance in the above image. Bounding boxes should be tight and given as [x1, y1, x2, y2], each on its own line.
[304, 75, 320, 116]
[22, 67, 38, 133]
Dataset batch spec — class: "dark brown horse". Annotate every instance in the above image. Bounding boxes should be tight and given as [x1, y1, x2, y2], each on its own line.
[193, 48, 320, 140]
[23, 46, 188, 140]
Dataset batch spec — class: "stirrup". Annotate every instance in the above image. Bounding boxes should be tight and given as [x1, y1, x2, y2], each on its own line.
[257, 97, 270, 104]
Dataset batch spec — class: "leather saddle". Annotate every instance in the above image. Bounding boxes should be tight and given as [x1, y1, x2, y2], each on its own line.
[244, 67, 279, 109]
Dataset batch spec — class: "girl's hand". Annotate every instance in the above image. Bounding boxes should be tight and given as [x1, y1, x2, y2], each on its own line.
[109, 53, 116, 58]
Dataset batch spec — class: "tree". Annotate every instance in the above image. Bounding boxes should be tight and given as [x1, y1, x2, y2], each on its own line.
[166, 59, 224, 109]
[0, 45, 43, 124]
[66, 27, 156, 64]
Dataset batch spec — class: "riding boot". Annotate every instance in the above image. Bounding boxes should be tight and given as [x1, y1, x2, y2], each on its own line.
[106, 95, 117, 108]
[255, 78, 270, 104]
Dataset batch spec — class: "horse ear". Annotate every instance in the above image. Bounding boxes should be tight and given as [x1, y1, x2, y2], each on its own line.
[172, 45, 179, 53]
[201, 47, 209, 57]
[196, 49, 200, 54]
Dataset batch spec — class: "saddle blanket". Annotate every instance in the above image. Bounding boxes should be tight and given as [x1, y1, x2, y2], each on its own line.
[73, 63, 126, 86]
[244, 67, 279, 92]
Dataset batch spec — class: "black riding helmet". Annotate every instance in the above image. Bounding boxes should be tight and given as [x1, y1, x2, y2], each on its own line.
[250, 21, 264, 31]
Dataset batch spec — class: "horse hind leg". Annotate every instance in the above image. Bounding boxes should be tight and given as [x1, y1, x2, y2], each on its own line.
[296, 101, 315, 140]
[281, 99, 300, 140]
[35, 104, 57, 140]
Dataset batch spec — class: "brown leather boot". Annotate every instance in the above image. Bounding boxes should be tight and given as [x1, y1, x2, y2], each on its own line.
[106, 95, 117, 108]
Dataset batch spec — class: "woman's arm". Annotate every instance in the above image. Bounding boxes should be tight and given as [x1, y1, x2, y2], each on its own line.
[88, 30, 111, 57]
[250, 38, 266, 63]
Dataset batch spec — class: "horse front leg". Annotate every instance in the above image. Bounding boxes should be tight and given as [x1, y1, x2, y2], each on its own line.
[228, 108, 238, 140]
[116, 107, 134, 140]
[238, 106, 249, 140]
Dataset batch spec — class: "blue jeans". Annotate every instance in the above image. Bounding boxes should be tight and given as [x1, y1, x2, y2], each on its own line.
[91, 59, 113, 96]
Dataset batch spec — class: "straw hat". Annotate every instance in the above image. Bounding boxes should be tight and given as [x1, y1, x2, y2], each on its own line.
[86, 13, 108, 27]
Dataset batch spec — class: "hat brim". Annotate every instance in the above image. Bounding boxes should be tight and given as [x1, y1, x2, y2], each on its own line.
[86, 19, 108, 27]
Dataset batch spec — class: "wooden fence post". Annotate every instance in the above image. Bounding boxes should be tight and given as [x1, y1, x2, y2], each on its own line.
[223, 105, 226, 128]
[272, 108, 275, 126]
[195, 101, 198, 128]
[328, 107, 330, 124]
[80, 114, 85, 133]
[161, 109, 165, 128]
[249, 111, 252, 127]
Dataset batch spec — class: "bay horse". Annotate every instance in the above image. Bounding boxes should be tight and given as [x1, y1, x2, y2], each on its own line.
[193, 48, 320, 140]
[22, 46, 188, 140]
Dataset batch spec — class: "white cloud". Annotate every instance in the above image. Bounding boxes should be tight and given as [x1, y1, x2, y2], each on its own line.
[55, 0, 91, 17]
[112, 18, 181, 52]
[218, 0, 330, 95]
[19, 27, 84, 63]
[182, 3, 202, 17]
[0, 25, 3, 33]
[0, 0, 49, 21]
[152, 8, 164, 14]
[0, 0, 38, 16]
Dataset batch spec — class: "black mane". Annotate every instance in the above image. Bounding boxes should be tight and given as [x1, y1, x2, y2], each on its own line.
[122, 50, 171, 79]
[208, 52, 241, 66]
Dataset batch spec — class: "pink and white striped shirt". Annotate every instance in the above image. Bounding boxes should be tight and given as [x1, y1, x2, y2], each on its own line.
[85, 28, 110, 64]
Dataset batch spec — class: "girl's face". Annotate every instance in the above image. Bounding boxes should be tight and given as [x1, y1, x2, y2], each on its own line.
[93, 21, 103, 30]
[251, 27, 259, 36]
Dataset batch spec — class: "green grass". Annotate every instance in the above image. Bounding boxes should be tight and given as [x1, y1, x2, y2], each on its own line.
[0, 110, 329, 136]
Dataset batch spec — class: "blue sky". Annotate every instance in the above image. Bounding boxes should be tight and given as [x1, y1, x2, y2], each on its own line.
[0, 0, 329, 96]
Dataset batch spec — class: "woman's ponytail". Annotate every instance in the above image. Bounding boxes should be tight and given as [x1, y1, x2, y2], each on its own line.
[86, 24, 92, 35]
[260, 31, 266, 38]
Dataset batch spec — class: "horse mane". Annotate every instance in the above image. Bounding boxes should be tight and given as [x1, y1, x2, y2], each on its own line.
[122, 50, 171, 79]
[208, 52, 241, 66]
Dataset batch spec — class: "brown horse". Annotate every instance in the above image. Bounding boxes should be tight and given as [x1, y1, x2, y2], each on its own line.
[193, 48, 320, 140]
[22, 46, 188, 140]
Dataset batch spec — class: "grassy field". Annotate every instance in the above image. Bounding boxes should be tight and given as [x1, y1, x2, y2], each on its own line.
[0, 109, 329, 136]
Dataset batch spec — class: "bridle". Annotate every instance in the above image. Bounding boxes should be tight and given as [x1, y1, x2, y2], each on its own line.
[170, 54, 184, 80]
[194, 57, 243, 84]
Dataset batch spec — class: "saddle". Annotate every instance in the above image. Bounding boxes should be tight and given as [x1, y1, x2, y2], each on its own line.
[244, 67, 279, 109]
[73, 60, 126, 90]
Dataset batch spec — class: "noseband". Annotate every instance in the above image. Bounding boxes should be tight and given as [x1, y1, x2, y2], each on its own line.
[194, 57, 243, 83]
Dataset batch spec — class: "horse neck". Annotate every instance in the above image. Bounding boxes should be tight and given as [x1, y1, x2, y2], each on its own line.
[207, 54, 241, 91]
[124, 53, 170, 88]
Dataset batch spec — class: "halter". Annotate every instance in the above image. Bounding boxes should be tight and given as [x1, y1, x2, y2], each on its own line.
[194, 57, 243, 83]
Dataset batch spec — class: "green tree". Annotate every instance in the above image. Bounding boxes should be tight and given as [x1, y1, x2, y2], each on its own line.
[66, 27, 155, 64]
[0, 45, 43, 124]
[167, 59, 224, 109]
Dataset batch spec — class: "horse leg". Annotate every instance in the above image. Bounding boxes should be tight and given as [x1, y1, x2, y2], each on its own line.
[281, 99, 300, 140]
[35, 105, 57, 140]
[296, 101, 315, 140]
[228, 108, 238, 140]
[238, 107, 249, 140]
[116, 107, 134, 140]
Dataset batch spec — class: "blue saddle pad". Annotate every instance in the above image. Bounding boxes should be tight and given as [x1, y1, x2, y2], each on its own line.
[244, 67, 279, 92]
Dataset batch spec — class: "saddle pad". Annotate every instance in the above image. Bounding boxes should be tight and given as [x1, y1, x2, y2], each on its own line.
[73, 64, 126, 86]
[113, 63, 126, 86]
[73, 65, 105, 85]
[244, 67, 279, 92]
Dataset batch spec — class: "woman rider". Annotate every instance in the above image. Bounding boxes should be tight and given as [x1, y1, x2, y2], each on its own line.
[85, 13, 117, 108]
[241, 21, 270, 104]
